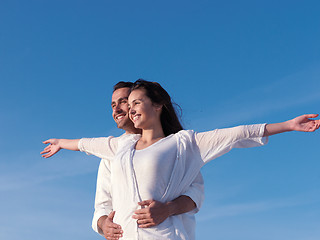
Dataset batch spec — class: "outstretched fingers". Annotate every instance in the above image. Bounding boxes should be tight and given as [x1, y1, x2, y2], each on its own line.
[42, 152, 54, 158]
[293, 114, 320, 132]
[41, 145, 52, 152]
[40, 148, 49, 154]
[40, 150, 50, 156]
[306, 118, 320, 132]
[44, 145, 51, 150]
[304, 114, 319, 119]
[40, 144, 53, 157]
[310, 119, 320, 132]
[43, 139, 54, 144]
[41, 140, 53, 156]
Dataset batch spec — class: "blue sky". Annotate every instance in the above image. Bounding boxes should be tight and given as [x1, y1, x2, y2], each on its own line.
[1, 0, 320, 239]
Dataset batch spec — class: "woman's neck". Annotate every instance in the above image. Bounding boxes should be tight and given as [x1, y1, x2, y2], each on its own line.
[136, 126, 165, 150]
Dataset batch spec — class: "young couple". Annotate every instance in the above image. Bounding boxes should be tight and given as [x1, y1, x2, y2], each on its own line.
[41, 79, 320, 240]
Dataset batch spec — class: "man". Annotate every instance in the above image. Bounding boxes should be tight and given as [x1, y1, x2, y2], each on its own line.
[41, 81, 204, 240]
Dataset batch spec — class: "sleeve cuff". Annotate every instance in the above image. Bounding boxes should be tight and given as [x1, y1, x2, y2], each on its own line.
[78, 138, 87, 154]
[259, 123, 269, 145]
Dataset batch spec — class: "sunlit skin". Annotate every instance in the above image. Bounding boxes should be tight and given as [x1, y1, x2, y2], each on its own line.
[263, 114, 320, 136]
[128, 89, 161, 129]
[111, 87, 137, 134]
[128, 89, 165, 150]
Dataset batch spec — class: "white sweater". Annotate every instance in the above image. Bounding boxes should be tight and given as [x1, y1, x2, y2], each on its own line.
[79, 124, 268, 240]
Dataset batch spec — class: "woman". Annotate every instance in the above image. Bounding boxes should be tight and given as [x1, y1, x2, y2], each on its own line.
[42, 79, 320, 240]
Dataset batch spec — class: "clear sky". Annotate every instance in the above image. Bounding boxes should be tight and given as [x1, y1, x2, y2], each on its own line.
[1, 1, 320, 239]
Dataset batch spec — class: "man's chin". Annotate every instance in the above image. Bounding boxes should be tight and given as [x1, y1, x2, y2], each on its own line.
[116, 122, 124, 129]
[116, 120, 129, 130]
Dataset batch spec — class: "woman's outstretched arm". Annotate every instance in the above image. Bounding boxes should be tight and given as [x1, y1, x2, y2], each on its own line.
[264, 114, 320, 137]
[41, 139, 80, 158]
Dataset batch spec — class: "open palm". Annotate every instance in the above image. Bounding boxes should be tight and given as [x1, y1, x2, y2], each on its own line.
[291, 114, 320, 132]
[41, 139, 61, 158]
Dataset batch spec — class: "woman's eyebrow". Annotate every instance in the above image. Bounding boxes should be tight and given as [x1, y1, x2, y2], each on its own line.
[131, 98, 143, 103]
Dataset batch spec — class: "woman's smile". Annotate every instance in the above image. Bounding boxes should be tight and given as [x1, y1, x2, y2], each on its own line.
[128, 89, 159, 129]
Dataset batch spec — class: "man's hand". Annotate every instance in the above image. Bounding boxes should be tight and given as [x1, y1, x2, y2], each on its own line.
[132, 196, 196, 228]
[132, 200, 171, 228]
[98, 211, 123, 240]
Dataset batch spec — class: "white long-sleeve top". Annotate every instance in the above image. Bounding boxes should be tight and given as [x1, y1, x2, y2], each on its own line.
[88, 135, 204, 239]
[79, 124, 268, 240]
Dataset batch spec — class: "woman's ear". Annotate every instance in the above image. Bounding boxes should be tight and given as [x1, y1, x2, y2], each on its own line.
[153, 104, 163, 112]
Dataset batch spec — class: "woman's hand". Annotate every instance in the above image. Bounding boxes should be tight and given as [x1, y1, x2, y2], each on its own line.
[264, 114, 320, 136]
[289, 114, 320, 132]
[41, 139, 62, 158]
[41, 138, 80, 158]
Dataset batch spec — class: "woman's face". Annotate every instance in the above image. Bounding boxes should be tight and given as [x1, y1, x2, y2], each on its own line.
[128, 89, 161, 130]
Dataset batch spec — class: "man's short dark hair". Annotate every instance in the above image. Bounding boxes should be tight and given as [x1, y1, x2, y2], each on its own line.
[113, 81, 134, 92]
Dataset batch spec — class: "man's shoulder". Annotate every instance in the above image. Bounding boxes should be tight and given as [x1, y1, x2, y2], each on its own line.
[91, 133, 139, 146]
[117, 133, 141, 142]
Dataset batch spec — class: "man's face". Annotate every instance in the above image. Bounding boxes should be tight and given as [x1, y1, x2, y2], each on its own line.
[111, 87, 135, 131]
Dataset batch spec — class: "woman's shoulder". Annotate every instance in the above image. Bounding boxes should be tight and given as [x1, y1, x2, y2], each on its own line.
[176, 129, 194, 135]
[174, 129, 196, 141]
